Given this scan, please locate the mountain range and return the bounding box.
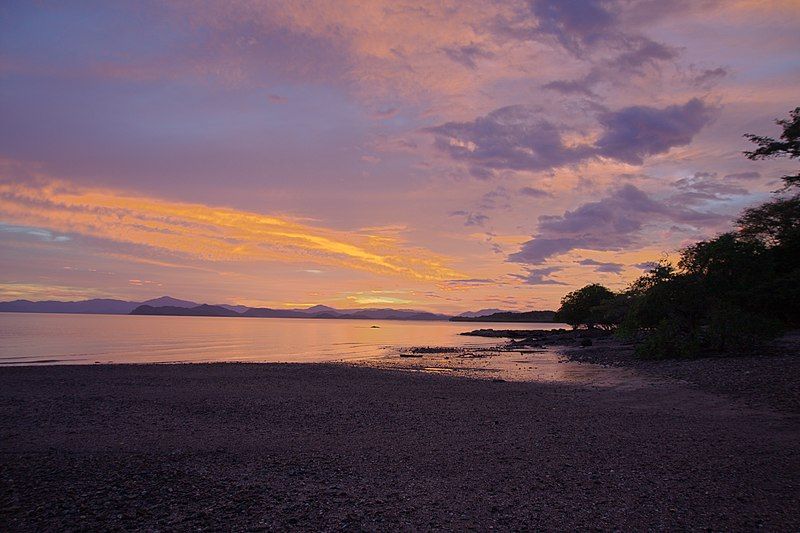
[455,308,504,318]
[132,303,451,321]
[0,296,554,322]
[0,296,246,315]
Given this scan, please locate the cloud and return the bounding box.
[0,177,461,281]
[594,98,716,165]
[468,166,495,180]
[512,0,691,74]
[633,261,658,270]
[372,107,399,120]
[724,171,760,181]
[426,105,592,172]
[508,184,724,264]
[442,43,494,69]
[519,186,553,198]
[347,294,412,305]
[609,37,679,73]
[577,258,624,274]
[528,0,617,56]
[439,278,495,290]
[542,78,597,97]
[478,187,511,210]
[450,210,489,227]
[670,171,749,204]
[0,223,71,243]
[691,66,728,88]
[428,99,715,173]
[542,37,677,98]
[267,94,288,103]
[511,266,567,285]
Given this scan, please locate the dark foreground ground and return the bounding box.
[1,364,799,531]
[560,338,800,415]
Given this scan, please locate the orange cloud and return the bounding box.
[0,178,461,281]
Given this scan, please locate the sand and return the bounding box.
[1,363,799,530]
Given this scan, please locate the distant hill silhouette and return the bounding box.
[1,295,524,322]
[0,298,140,314]
[242,308,314,318]
[456,308,505,318]
[0,295,245,315]
[130,304,241,317]
[141,296,198,308]
[341,309,449,321]
[450,310,556,323]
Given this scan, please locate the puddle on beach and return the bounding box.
[358,346,652,389]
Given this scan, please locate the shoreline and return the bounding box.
[454,328,800,414]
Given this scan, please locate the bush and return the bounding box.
[634,317,702,360]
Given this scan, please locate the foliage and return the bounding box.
[744,106,800,190]
[738,196,800,247]
[554,283,616,329]
[557,107,800,358]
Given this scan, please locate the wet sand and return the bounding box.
[358,345,653,388]
[2,363,799,531]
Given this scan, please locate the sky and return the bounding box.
[0,0,798,312]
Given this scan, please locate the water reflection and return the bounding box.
[0,313,566,366]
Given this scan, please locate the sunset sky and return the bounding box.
[1,0,798,312]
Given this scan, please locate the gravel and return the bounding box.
[560,335,800,414]
[1,363,799,531]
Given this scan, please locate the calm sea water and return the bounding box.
[0,313,566,365]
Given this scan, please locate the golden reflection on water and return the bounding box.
[0,313,565,366]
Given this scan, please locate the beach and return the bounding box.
[2,362,799,530]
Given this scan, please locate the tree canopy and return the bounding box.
[554,284,615,330]
[744,106,800,190]
[556,106,800,358]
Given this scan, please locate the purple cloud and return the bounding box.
[543,37,677,98]
[610,37,678,73]
[691,67,728,88]
[428,99,715,173]
[594,98,716,165]
[509,184,725,264]
[478,187,512,210]
[450,210,489,227]
[442,43,494,69]
[542,78,597,97]
[519,186,553,198]
[427,106,591,172]
[670,171,749,204]
[529,0,617,55]
[578,258,624,274]
[511,266,567,285]
[724,171,760,181]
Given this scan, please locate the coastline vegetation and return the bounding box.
[554,107,800,359]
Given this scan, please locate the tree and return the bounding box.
[744,106,800,190]
[560,106,800,358]
[737,196,800,248]
[621,236,782,359]
[736,196,800,326]
[554,284,615,329]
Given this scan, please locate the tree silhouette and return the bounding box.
[554,284,615,330]
[744,107,800,190]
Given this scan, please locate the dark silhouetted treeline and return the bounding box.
[555,107,800,358]
[450,310,556,322]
